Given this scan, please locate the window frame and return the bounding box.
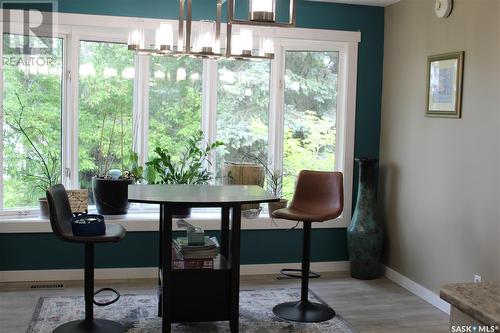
[269,39,356,227]
[0,25,70,214]
[0,10,359,230]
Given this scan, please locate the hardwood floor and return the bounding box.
[0,272,449,332]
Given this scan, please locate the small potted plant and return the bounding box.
[4,95,60,218]
[146,130,223,218]
[246,154,288,217]
[92,151,143,215]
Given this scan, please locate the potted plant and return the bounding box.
[146,130,223,218]
[4,95,60,218]
[246,154,288,217]
[92,151,143,215]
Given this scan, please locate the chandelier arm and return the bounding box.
[178,0,185,52]
[215,0,222,53]
[186,0,192,54]
[289,0,297,26]
[226,0,234,57]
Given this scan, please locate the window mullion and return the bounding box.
[202,59,218,178]
[269,42,285,174]
[133,54,150,166]
[66,32,80,189]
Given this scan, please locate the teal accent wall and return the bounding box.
[0,229,347,270]
[0,0,383,271]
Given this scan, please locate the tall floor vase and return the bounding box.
[347,158,383,280]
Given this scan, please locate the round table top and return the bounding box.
[128,184,279,206]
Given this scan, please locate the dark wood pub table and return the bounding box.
[128,184,278,333]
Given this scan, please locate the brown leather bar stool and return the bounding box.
[46,184,126,333]
[272,170,343,323]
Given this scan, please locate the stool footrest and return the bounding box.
[93,288,120,307]
[277,268,321,280]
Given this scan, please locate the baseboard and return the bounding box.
[383,265,450,315]
[0,261,350,283]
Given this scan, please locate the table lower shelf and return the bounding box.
[159,255,232,323]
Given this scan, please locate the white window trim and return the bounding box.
[0,9,360,231]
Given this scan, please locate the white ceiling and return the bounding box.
[305,0,401,7]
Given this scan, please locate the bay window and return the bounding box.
[0,13,358,228]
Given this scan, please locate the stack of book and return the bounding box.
[172,236,219,270]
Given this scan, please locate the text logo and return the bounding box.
[2,1,57,55]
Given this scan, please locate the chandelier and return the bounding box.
[127,0,297,60]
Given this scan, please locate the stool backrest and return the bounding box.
[46,184,74,241]
[289,170,344,221]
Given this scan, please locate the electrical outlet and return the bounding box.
[474,275,482,283]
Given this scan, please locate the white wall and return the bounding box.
[380,0,500,293]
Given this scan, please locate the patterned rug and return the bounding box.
[27,289,358,332]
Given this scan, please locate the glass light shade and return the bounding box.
[259,37,274,57]
[231,34,243,56]
[177,35,184,53]
[240,29,253,55]
[194,21,215,54]
[127,19,144,50]
[155,23,173,51]
[128,28,144,50]
[249,0,276,22]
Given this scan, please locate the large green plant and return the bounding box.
[146,131,223,184]
[4,94,60,193]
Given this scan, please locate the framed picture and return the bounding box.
[426,51,464,118]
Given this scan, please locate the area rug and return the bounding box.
[27,289,358,332]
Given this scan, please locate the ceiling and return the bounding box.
[305,0,401,7]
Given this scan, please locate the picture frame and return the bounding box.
[426,51,464,118]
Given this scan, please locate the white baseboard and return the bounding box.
[0,261,350,283]
[240,261,350,275]
[383,265,450,314]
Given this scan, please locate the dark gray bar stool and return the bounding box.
[46,184,126,333]
[272,170,344,323]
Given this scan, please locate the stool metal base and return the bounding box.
[273,300,336,323]
[53,319,124,333]
[277,268,321,280]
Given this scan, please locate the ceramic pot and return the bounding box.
[38,197,50,219]
[268,199,288,218]
[347,158,383,280]
[92,177,133,215]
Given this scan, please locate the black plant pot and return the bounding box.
[92,177,133,215]
[173,207,191,219]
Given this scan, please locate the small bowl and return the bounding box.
[242,208,262,219]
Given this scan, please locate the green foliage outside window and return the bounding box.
[216,60,270,179]
[148,57,202,160]
[282,51,339,198]
[1,34,339,209]
[2,34,63,208]
[78,41,134,193]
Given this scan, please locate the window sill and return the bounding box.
[0,211,347,233]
